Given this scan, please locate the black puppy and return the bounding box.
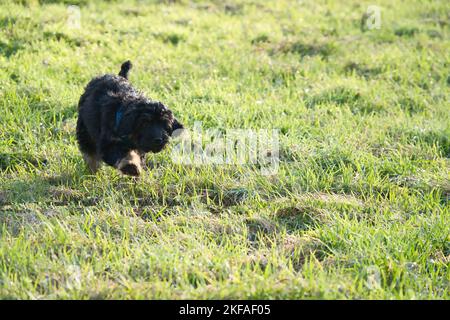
[76,61,183,176]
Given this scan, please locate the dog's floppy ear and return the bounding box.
[173,118,183,130]
[171,118,184,136]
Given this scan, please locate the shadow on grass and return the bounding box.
[0,168,97,208]
[0,40,24,58]
[0,152,48,172]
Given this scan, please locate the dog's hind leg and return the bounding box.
[82,153,101,173]
[77,116,100,173]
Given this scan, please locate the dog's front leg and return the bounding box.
[102,146,142,177]
[98,137,141,176]
[116,150,143,177]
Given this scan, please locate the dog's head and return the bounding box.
[121,101,183,153]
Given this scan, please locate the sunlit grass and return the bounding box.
[0,0,449,299]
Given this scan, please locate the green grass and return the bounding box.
[0,0,449,299]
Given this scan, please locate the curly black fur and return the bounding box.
[76,61,183,176]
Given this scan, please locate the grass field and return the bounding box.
[0,0,449,299]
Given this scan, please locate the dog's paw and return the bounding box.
[116,150,142,177]
[120,163,140,177]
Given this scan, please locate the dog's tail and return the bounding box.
[119,60,132,79]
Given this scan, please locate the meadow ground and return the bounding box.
[0,0,449,299]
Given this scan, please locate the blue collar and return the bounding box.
[115,106,125,130]
[114,106,135,148]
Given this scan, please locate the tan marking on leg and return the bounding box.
[116,150,142,176]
